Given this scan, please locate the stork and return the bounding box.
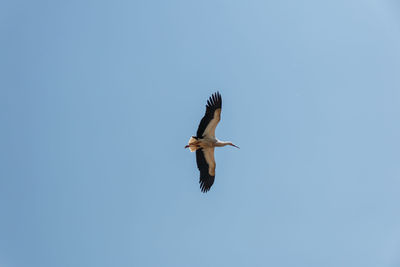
[185,92,239,193]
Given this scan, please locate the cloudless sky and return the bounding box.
[2,0,400,266]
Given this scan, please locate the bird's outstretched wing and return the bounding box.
[196,92,222,138]
[196,148,216,193]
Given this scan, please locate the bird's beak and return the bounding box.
[231,144,240,149]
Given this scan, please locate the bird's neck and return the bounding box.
[215,141,231,147]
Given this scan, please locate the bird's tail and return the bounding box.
[187,136,199,152]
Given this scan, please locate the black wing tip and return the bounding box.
[206,91,222,109]
[199,178,215,193]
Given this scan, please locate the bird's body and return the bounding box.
[187,136,235,150]
[185,92,239,193]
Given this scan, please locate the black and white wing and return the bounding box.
[196,92,222,139]
[196,148,216,193]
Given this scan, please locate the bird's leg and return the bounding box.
[185,140,200,149]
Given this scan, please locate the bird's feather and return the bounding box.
[187,136,199,152]
[196,148,216,193]
[196,92,222,138]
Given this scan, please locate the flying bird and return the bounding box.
[185,92,239,193]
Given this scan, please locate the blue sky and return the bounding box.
[2,0,400,266]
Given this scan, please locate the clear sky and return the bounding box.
[2,0,400,266]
